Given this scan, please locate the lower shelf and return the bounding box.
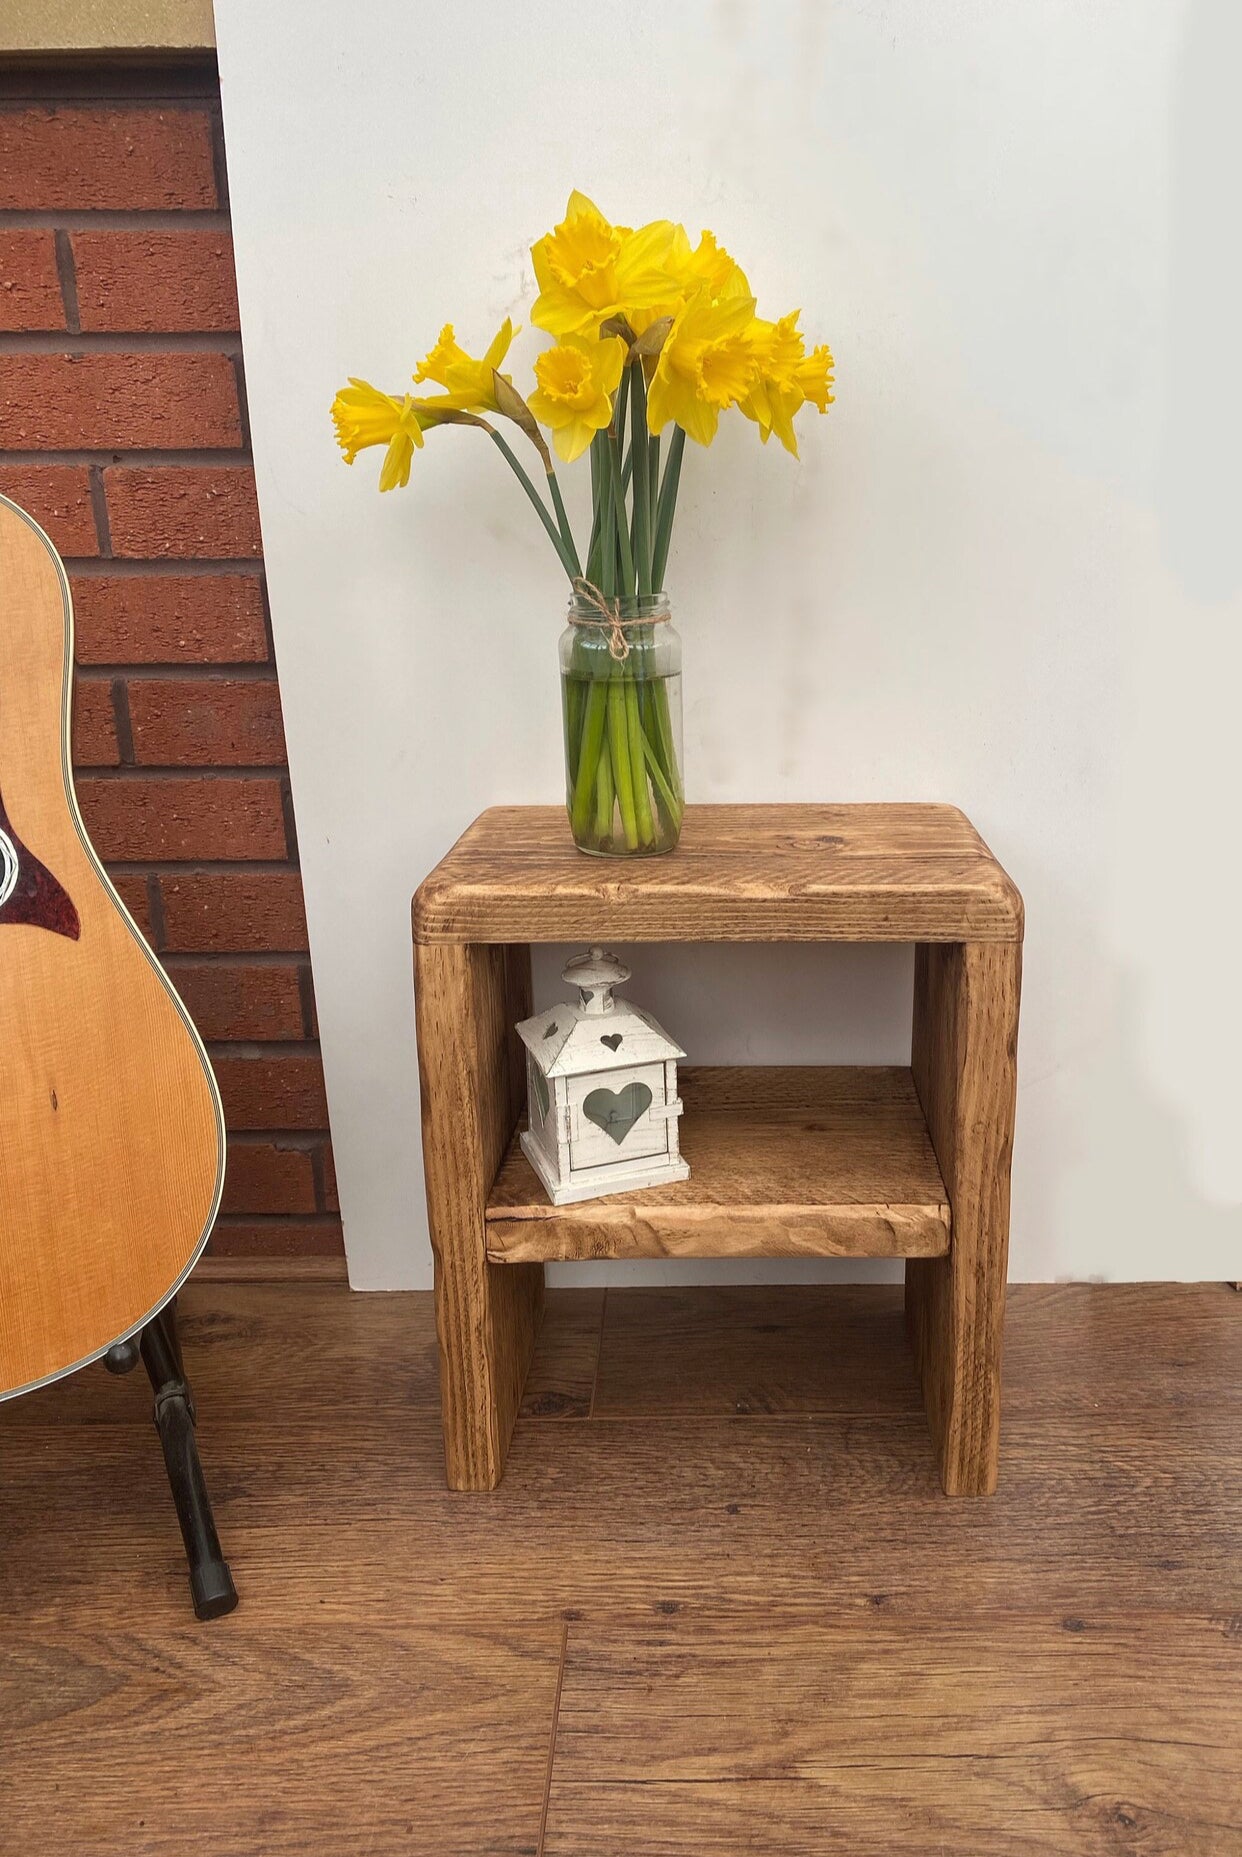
[485,1065,951,1263]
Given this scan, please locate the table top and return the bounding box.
[412,804,1023,945]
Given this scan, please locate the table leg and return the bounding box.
[907,940,1021,1494]
[414,939,543,1489]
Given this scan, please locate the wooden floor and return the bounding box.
[1,1279,1238,1855]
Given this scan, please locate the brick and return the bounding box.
[76,775,286,860]
[167,958,306,1039]
[70,573,268,664]
[221,1141,317,1215]
[109,871,153,939]
[127,675,285,765]
[0,465,98,556]
[104,466,260,558]
[72,230,239,334]
[0,107,218,212]
[71,678,119,766]
[207,1217,344,1259]
[0,229,64,331]
[212,1054,329,1130]
[159,870,308,951]
[0,353,240,450]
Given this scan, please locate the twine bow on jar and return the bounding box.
[570,577,667,661]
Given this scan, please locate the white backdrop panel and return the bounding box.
[215,0,1240,1287]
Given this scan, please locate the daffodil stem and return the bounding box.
[610,367,633,593]
[594,736,615,840]
[546,466,581,577]
[607,429,635,598]
[629,361,652,596]
[570,679,609,838]
[613,367,632,470]
[486,428,575,579]
[586,437,603,583]
[650,424,685,594]
[607,676,639,850]
[643,726,682,832]
[624,674,654,844]
[597,436,616,599]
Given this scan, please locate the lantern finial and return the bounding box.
[562,946,630,1017]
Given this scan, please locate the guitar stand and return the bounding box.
[105,1297,238,1620]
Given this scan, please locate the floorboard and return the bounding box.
[2,1619,561,1856]
[0,1280,1237,1855]
[544,1613,1240,1856]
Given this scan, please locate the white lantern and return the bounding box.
[516,947,689,1206]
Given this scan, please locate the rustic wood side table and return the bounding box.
[412,805,1023,1496]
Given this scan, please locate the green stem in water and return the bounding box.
[570,678,609,839]
[650,423,686,593]
[650,676,682,802]
[624,675,654,845]
[642,728,683,834]
[594,738,615,842]
[607,675,639,849]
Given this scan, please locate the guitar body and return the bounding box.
[0,495,224,1399]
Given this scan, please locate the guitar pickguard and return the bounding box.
[0,785,80,940]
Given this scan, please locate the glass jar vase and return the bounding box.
[560,592,683,857]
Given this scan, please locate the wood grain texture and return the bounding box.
[414,938,543,1489]
[907,941,1022,1495]
[519,1287,606,1418]
[7,1290,1237,1632]
[413,804,1024,945]
[487,1066,951,1262]
[0,1619,563,1857]
[592,1280,1242,1420]
[414,805,1022,1488]
[0,495,223,1399]
[7,1405,1238,1626]
[543,1614,1240,1857]
[591,1283,925,1417]
[0,1281,1238,1856]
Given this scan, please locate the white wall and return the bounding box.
[215,0,1240,1288]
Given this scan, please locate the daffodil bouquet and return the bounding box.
[332,191,834,856]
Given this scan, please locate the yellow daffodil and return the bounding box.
[414,318,518,413]
[331,379,470,491]
[532,191,676,338]
[645,288,759,446]
[740,310,835,455]
[527,335,626,462]
[628,228,753,394]
[628,226,751,341]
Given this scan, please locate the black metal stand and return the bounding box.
[104,1297,238,1620]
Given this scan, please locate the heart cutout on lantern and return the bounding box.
[600,1033,623,1051]
[582,1081,652,1146]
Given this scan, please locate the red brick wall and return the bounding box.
[0,64,342,1260]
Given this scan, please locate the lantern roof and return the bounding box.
[516,946,685,1077]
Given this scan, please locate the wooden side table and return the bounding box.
[413,804,1023,1497]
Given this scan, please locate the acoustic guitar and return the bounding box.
[0,494,224,1401]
